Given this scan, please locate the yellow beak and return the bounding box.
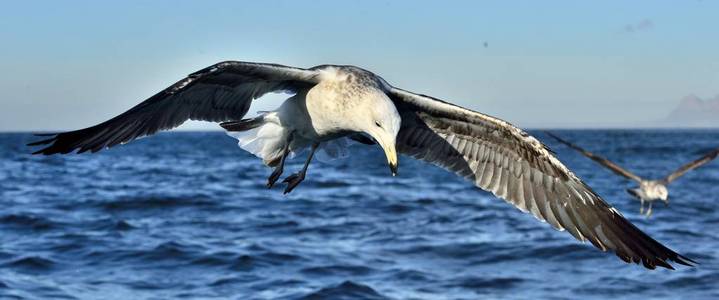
[377,140,398,176]
[386,146,398,176]
[373,131,399,176]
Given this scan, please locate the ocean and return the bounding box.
[1,130,718,299]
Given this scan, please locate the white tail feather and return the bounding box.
[227,121,288,165]
[226,112,352,165]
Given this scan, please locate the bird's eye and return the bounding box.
[375,121,382,128]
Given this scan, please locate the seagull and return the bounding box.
[29,61,694,269]
[546,132,719,217]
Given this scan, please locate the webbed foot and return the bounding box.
[283,172,306,194]
[267,166,283,188]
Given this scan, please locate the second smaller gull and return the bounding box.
[546,132,719,217]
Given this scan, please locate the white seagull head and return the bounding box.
[361,91,401,176]
[318,65,402,176]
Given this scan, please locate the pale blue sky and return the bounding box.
[1,1,717,130]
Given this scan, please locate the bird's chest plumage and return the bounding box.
[645,187,662,199]
[639,182,667,201]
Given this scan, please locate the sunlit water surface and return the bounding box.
[1,130,718,299]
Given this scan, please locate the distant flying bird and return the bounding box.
[29,61,693,269]
[546,132,719,217]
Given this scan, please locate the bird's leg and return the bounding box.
[267,132,294,188]
[646,202,653,218]
[283,142,319,194]
[639,199,644,215]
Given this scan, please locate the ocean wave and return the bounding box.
[298,281,388,300]
[2,256,56,272]
[388,242,506,259]
[660,228,711,238]
[188,251,237,267]
[97,195,217,212]
[300,264,375,276]
[229,255,263,271]
[662,273,719,289]
[445,276,525,291]
[0,213,60,231]
[389,269,434,282]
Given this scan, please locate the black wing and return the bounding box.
[386,86,694,269]
[29,61,320,154]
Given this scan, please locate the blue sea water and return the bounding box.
[1,130,718,299]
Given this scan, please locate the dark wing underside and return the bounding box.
[544,132,643,182]
[29,61,320,155]
[386,87,693,269]
[664,147,719,184]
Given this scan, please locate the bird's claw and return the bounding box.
[282,172,305,194]
[267,167,283,188]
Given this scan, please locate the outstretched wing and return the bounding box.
[664,147,719,184]
[386,87,693,269]
[544,132,643,183]
[29,61,320,155]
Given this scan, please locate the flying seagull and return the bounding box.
[29,61,694,269]
[546,132,719,217]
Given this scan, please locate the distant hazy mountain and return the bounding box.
[664,94,719,127]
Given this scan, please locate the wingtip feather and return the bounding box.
[26,137,56,147]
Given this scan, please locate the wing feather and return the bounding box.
[663,147,719,183]
[28,61,320,155]
[387,86,693,269]
[544,132,643,182]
